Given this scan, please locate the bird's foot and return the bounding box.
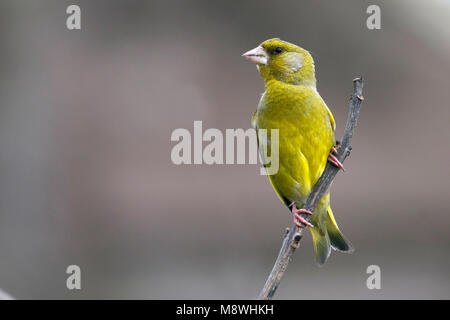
[291,203,314,228]
[328,147,345,171]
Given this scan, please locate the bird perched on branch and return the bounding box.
[243,38,353,265]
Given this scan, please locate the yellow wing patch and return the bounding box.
[325,105,336,131]
[251,109,257,128]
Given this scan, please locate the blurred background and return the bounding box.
[0,0,449,299]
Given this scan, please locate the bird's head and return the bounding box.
[242,38,316,86]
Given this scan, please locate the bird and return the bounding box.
[242,38,354,265]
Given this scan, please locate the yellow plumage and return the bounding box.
[244,39,353,265]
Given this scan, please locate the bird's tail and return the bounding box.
[310,226,331,266]
[310,206,354,266]
[326,206,354,253]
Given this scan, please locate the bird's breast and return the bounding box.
[255,83,334,203]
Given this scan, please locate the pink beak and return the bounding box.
[242,46,268,65]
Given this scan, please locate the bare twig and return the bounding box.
[258,77,364,300]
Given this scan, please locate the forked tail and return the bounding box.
[310,206,354,266]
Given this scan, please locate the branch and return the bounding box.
[258,77,364,300]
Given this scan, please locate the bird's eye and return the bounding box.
[273,47,283,54]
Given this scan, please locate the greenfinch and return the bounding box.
[243,39,353,265]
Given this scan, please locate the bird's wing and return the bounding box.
[325,104,336,131]
[251,109,257,129]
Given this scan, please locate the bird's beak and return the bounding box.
[242,46,268,65]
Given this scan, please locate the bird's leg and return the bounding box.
[290,203,314,228]
[328,147,345,171]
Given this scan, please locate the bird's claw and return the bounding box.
[328,147,345,171]
[331,146,338,155]
[291,204,314,228]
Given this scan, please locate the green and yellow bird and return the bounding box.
[243,38,353,265]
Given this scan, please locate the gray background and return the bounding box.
[0,0,449,299]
